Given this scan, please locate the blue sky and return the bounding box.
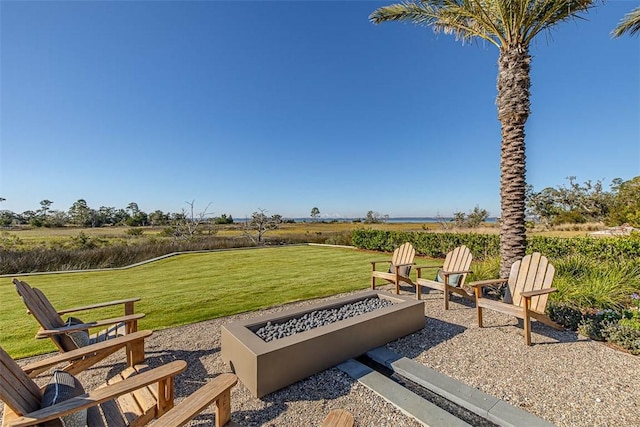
[1,1,638,219]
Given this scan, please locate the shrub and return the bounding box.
[602,321,640,355]
[125,228,144,237]
[351,229,640,262]
[351,229,500,260]
[577,309,622,341]
[547,302,583,331]
[552,210,587,225]
[324,232,352,246]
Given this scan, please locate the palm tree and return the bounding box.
[370,0,595,277]
[612,6,640,37]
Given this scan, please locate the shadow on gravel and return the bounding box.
[231,367,354,427]
[524,320,582,345]
[387,316,468,360]
[96,346,222,399]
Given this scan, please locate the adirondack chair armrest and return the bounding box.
[35,313,145,338]
[415,264,442,278]
[520,288,558,298]
[151,373,239,427]
[370,260,391,267]
[57,297,141,315]
[414,264,441,272]
[36,323,98,338]
[440,269,472,275]
[468,278,508,289]
[21,330,153,376]
[8,360,188,427]
[392,262,415,268]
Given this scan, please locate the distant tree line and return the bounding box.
[1,175,637,230]
[526,176,640,227]
[0,198,235,229]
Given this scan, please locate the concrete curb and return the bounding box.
[337,359,472,427]
[366,347,556,427]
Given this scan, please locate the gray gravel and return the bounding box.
[255,297,394,342]
[4,285,640,426]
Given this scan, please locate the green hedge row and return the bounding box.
[351,229,640,261]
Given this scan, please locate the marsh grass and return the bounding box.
[1,245,439,359]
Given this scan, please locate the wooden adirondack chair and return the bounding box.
[14,278,145,366]
[0,345,239,427]
[469,252,562,345]
[371,242,416,295]
[415,245,473,307]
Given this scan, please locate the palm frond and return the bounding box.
[520,0,595,45]
[369,0,596,49]
[369,0,505,48]
[612,6,640,37]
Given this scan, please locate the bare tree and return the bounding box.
[169,200,214,240]
[243,208,281,244]
[435,212,452,230]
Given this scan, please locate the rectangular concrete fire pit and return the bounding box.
[221,290,424,397]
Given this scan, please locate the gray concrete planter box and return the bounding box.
[221,290,425,398]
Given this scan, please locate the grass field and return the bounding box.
[1,245,441,359]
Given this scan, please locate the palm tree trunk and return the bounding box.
[497,46,530,278]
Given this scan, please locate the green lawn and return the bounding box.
[1,245,440,359]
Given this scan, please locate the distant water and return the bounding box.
[248,217,499,223]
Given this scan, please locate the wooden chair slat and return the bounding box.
[15,280,63,330]
[98,399,128,426]
[31,286,66,327]
[87,405,110,427]
[532,263,554,313]
[0,347,41,415]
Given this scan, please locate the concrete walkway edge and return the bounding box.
[337,359,472,427]
[366,346,556,427]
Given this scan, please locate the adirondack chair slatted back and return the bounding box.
[391,243,416,277]
[14,279,76,351]
[0,347,42,416]
[505,252,555,313]
[443,245,473,284]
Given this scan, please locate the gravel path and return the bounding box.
[4,285,640,426]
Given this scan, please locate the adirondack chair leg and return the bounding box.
[395,268,400,294]
[125,300,135,316]
[215,388,232,427]
[157,376,176,416]
[523,297,532,346]
[474,287,484,327]
[127,339,146,367]
[416,283,422,300]
[443,278,450,310]
[126,318,138,335]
